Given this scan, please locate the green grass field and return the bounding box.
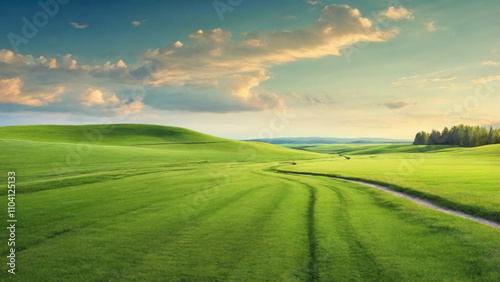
[1,124,500,281]
[278,143,500,222]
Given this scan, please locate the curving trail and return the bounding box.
[345,179,500,229]
[276,169,500,229]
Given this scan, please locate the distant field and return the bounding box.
[281,142,447,154]
[1,125,500,280]
[279,143,500,222]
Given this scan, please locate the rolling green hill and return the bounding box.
[0,124,225,145]
[0,124,323,195]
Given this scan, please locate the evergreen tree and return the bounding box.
[413,132,423,145]
[421,131,429,145]
[427,130,441,145]
[441,127,450,145]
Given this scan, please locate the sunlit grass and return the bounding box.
[1,125,499,280]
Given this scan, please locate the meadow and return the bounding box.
[1,124,499,281]
[279,143,500,222]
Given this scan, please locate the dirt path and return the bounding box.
[345,179,500,229]
[276,169,500,229]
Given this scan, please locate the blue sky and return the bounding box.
[0,0,499,139]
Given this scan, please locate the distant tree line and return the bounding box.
[413,124,500,147]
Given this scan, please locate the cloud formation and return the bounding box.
[69,22,89,29]
[0,77,63,106]
[392,73,457,88]
[0,4,401,116]
[379,6,414,21]
[384,100,414,109]
[306,0,321,5]
[79,88,143,115]
[79,88,119,106]
[136,4,398,111]
[287,92,335,106]
[424,21,436,32]
[483,60,500,66]
[0,48,142,116]
[470,75,500,84]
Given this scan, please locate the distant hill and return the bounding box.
[0,124,224,145]
[0,124,323,161]
[247,137,412,144]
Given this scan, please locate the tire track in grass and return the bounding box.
[275,169,500,229]
[326,185,385,280]
[17,182,269,279]
[270,170,387,280]
[267,167,394,280]
[305,183,318,282]
[205,184,296,280]
[15,172,262,258]
[16,165,206,194]
[254,170,319,281]
[130,177,303,281]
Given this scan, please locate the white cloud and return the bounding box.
[0,77,22,103]
[80,64,100,71]
[131,20,142,27]
[78,88,143,115]
[48,57,57,68]
[117,100,143,115]
[138,4,398,110]
[102,59,128,71]
[173,40,183,48]
[0,49,138,116]
[470,75,500,84]
[62,54,77,69]
[430,76,456,82]
[0,4,401,115]
[482,60,500,66]
[33,56,57,69]
[424,21,436,32]
[0,49,31,64]
[0,50,82,71]
[0,77,63,106]
[379,6,414,21]
[115,59,127,68]
[392,73,457,88]
[69,22,89,29]
[79,88,119,106]
[306,0,321,5]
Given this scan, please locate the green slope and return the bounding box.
[0,124,323,195]
[0,124,224,145]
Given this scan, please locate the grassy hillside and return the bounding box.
[0,124,225,145]
[1,124,500,280]
[0,125,322,195]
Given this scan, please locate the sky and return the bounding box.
[0,0,499,139]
